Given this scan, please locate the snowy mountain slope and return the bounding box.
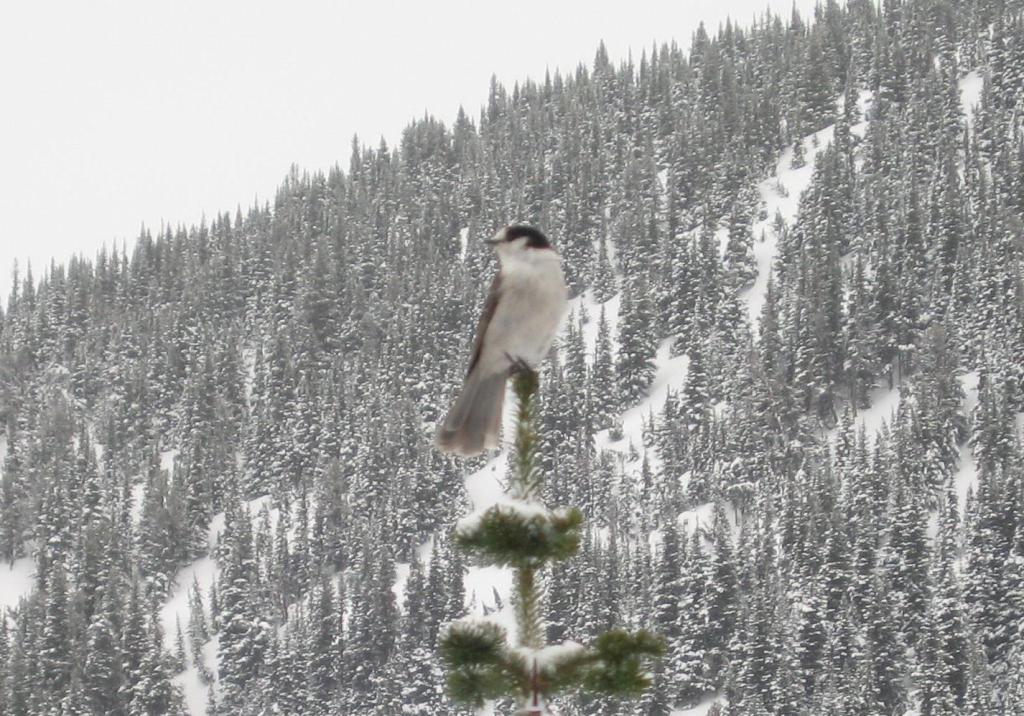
[820,72,984,449]
[745,88,876,325]
[159,69,994,716]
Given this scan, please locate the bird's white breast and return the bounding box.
[486,251,568,370]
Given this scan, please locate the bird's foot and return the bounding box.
[505,354,536,377]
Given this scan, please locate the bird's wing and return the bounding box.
[466,271,502,376]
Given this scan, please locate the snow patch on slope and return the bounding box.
[0,433,37,612]
[393,537,434,609]
[851,90,874,139]
[161,448,179,474]
[677,501,716,536]
[160,494,275,714]
[130,482,146,525]
[575,291,621,358]
[960,70,983,131]
[955,372,980,511]
[854,382,903,445]
[173,635,219,716]
[597,337,689,465]
[672,696,725,716]
[0,558,36,611]
[743,118,838,324]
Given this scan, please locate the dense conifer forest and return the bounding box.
[1,0,1024,713]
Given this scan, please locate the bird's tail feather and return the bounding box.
[436,369,506,456]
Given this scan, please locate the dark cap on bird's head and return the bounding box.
[485,224,552,249]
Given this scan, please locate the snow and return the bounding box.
[855,381,903,444]
[0,557,36,610]
[463,564,516,634]
[393,536,434,610]
[850,89,874,139]
[575,291,621,358]
[597,337,689,464]
[459,226,470,260]
[463,459,513,544]
[393,561,411,606]
[649,500,717,554]
[514,640,586,669]
[457,497,564,534]
[671,697,723,715]
[130,482,146,525]
[955,372,980,511]
[161,493,273,714]
[161,555,217,649]
[206,510,228,543]
[959,71,983,131]
[960,371,980,416]
[241,347,256,403]
[714,224,731,258]
[160,448,179,474]
[173,635,219,716]
[743,116,837,324]
[676,501,715,535]
[0,437,31,613]
[462,427,517,641]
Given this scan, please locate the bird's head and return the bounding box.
[485,224,556,266]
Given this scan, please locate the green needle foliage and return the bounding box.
[455,504,584,568]
[441,370,664,712]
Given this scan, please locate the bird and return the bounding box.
[436,224,569,456]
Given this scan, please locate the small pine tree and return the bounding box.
[791,138,807,169]
[440,370,663,713]
[591,305,618,429]
[616,275,658,406]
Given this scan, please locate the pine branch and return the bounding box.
[511,370,543,502]
[440,369,663,713]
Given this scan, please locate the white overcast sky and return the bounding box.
[0,0,818,301]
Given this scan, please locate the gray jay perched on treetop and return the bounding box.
[436,225,569,456]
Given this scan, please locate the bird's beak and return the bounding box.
[484,228,506,247]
